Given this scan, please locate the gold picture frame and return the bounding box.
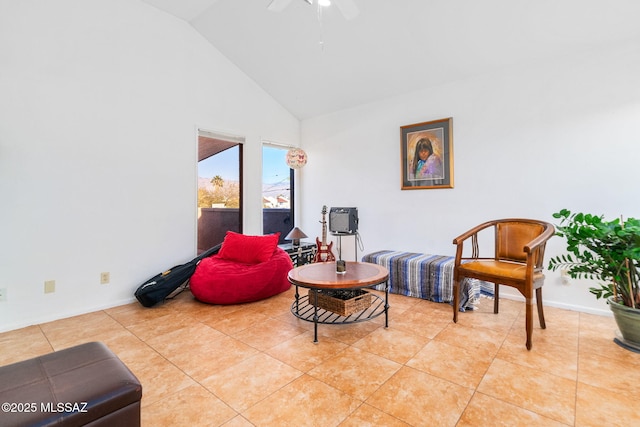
[400,117,453,190]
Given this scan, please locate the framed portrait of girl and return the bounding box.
[400,117,453,190]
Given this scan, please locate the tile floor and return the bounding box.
[1,287,640,426]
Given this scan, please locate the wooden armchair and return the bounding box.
[452,219,555,350]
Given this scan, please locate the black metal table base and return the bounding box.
[291,284,389,342]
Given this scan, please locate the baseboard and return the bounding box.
[0,297,138,333]
[491,293,612,317]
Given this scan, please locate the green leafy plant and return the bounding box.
[548,209,640,308]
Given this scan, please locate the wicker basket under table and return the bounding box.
[308,289,372,317]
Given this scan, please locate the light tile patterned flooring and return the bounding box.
[2,287,640,426]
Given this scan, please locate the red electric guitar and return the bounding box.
[314,205,336,262]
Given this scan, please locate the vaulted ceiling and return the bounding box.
[141,0,640,119]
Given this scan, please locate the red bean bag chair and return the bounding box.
[190,231,293,304]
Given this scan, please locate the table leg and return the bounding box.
[384,280,389,328]
[294,285,300,314]
[312,290,319,343]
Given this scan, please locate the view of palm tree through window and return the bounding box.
[197,143,293,246]
[197,146,241,208]
[197,145,291,209]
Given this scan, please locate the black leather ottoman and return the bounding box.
[0,341,142,427]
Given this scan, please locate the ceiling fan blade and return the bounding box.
[267,0,294,12]
[334,0,359,20]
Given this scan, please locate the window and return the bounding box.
[262,144,294,243]
[197,130,243,253]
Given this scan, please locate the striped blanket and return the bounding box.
[362,250,490,311]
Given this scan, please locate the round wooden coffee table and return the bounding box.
[288,261,389,342]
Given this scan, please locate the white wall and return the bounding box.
[300,40,640,316]
[2,2,637,332]
[0,0,299,332]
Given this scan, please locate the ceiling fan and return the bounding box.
[267,0,359,21]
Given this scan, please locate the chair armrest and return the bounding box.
[452,220,500,263]
[452,220,498,246]
[523,225,555,253]
[523,224,555,271]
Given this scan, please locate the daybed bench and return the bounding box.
[362,250,490,311]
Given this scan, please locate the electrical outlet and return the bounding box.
[44,280,56,294]
[0,287,7,302]
[100,272,110,284]
[560,269,570,285]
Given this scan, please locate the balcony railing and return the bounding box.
[197,208,293,253]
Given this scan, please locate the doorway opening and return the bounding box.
[197,130,243,253]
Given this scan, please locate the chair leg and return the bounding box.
[536,287,546,329]
[525,296,534,350]
[493,283,500,314]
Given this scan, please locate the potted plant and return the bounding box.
[548,209,640,351]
